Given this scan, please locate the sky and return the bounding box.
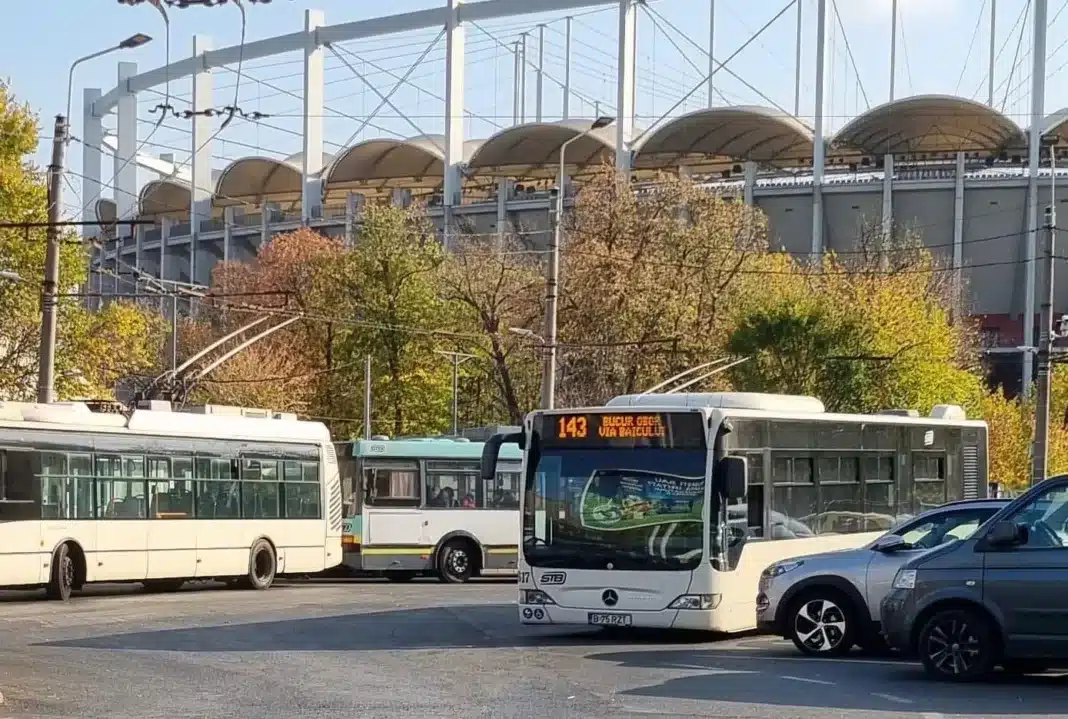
[4,0,1068,219]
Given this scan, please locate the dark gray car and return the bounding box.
[881,474,1068,681]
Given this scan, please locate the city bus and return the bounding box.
[0,400,343,600]
[481,392,988,633]
[338,431,523,583]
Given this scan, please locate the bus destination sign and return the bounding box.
[539,411,705,449]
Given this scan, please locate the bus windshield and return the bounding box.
[522,411,707,572]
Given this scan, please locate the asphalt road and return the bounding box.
[0,578,1065,718]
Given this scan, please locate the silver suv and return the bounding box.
[756,498,1008,656]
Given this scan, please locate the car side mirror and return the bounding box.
[986,520,1027,547]
[717,456,747,500]
[873,535,909,553]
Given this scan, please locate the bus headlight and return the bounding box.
[892,569,917,590]
[669,594,721,610]
[521,589,557,605]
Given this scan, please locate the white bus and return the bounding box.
[338,433,523,583]
[0,400,343,600]
[481,392,988,633]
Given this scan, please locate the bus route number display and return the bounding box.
[556,413,666,440]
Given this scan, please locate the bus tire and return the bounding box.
[242,539,277,590]
[45,543,75,602]
[787,588,857,657]
[143,579,185,593]
[437,539,478,584]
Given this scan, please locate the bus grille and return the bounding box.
[963,445,979,499]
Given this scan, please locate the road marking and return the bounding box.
[780,675,835,685]
[921,714,944,719]
[871,692,913,705]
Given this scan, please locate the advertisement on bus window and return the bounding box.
[579,469,704,531]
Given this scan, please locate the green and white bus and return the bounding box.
[338,432,523,583]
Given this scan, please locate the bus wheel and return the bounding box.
[243,539,277,590]
[386,571,416,582]
[438,539,478,584]
[787,590,857,657]
[45,543,75,601]
[143,579,185,593]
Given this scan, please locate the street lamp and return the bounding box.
[65,33,153,139]
[541,115,615,410]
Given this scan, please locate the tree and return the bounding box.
[438,235,542,424]
[725,228,985,416]
[0,81,166,401]
[319,204,452,438]
[186,227,344,414]
[555,167,768,405]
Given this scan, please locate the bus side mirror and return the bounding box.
[718,456,747,500]
[481,431,525,481]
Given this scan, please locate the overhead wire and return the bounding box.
[829,0,870,110]
[955,0,989,96]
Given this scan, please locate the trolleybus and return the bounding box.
[481,392,988,633]
[339,432,523,582]
[0,400,343,600]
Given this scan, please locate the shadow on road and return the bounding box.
[38,603,716,652]
[589,647,1068,715]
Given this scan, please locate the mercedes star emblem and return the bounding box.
[602,589,619,607]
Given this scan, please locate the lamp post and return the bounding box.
[39,34,153,405]
[65,33,153,142]
[542,115,614,410]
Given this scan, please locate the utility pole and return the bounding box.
[363,355,372,439]
[543,186,561,410]
[37,115,67,404]
[1033,203,1056,486]
[1032,136,1059,486]
[436,350,476,435]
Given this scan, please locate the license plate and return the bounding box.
[588,612,632,627]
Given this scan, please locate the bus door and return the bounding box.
[363,461,423,546]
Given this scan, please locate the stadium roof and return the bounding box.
[322,135,483,196]
[125,93,1059,217]
[831,94,1025,155]
[633,106,815,169]
[213,156,306,207]
[466,119,617,178]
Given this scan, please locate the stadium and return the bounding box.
[79,0,1068,394]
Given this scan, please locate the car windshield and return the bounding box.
[523,447,708,571]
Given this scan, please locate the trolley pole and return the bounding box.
[1033,204,1057,486]
[37,114,67,404]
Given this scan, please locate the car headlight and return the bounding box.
[892,569,917,590]
[520,589,556,605]
[762,560,804,578]
[669,594,721,610]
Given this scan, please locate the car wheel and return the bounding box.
[788,591,857,657]
[918,608,997,682]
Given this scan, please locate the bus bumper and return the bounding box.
[519,604,721,631]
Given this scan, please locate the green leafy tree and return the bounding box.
[0,82,165,400]
[320,204,451,437]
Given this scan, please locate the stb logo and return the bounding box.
[540,571,567,585]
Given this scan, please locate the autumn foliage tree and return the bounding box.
[554,168,768,405]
